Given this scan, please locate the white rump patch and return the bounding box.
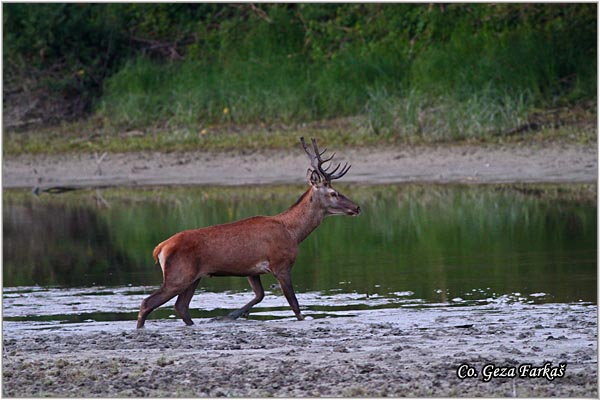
[158,250,166,275]
[253,261,271,274]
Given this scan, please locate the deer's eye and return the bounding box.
[330,192,338,198]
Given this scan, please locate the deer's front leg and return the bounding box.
[274,270,305,321]
[228,275,265,319]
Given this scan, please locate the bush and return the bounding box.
[3,3,596,137]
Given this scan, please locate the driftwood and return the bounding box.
[32,151,111,196]
[32,186,82,196]
[32,183,120,196]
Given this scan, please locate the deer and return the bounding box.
[136,137,361,328]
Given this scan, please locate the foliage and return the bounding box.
[3,3,597,139]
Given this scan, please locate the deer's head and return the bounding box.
[301,137,361,217]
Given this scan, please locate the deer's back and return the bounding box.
[155,216,297,277]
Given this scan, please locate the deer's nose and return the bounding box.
[356,206,361,214]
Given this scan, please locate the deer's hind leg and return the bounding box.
[174,278,200,326]
[137,252,198,329]
[137,285,180,329]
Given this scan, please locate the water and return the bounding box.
[3,184,596,327]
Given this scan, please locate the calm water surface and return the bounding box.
[3,184,596,325]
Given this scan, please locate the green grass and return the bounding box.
[3,4,596,154]
[97,49,404,131]
[2,119,381,155]
[365,88,532,139]
[3,116,595,156]
[89,10,595,142]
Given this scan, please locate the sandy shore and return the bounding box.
[3,142,597,189]
[2,303,597,397]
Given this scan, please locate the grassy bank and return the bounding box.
[3,111,596,156]
[3,4,596,151]
[95,4,596,139]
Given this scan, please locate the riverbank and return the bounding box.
[3,139,597,397]
[3,141,597,189]
[2,303,597,397]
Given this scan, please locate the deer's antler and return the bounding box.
[300,137,351,182]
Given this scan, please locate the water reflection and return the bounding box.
[3,285,585,325]
[3,202,134,286]
[3,184,597,314]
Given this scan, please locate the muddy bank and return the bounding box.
[3,142,597,189]
[3,304,597,397]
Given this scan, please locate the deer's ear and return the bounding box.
[306,168,323,187]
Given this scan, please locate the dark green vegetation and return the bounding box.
[4,184,596,308]
[3,3,596,151]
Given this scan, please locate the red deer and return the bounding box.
[136,137,361,328]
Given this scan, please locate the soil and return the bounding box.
[3,141,597,190]
[2,304,597,397]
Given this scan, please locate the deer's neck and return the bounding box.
[277,187,325,244]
